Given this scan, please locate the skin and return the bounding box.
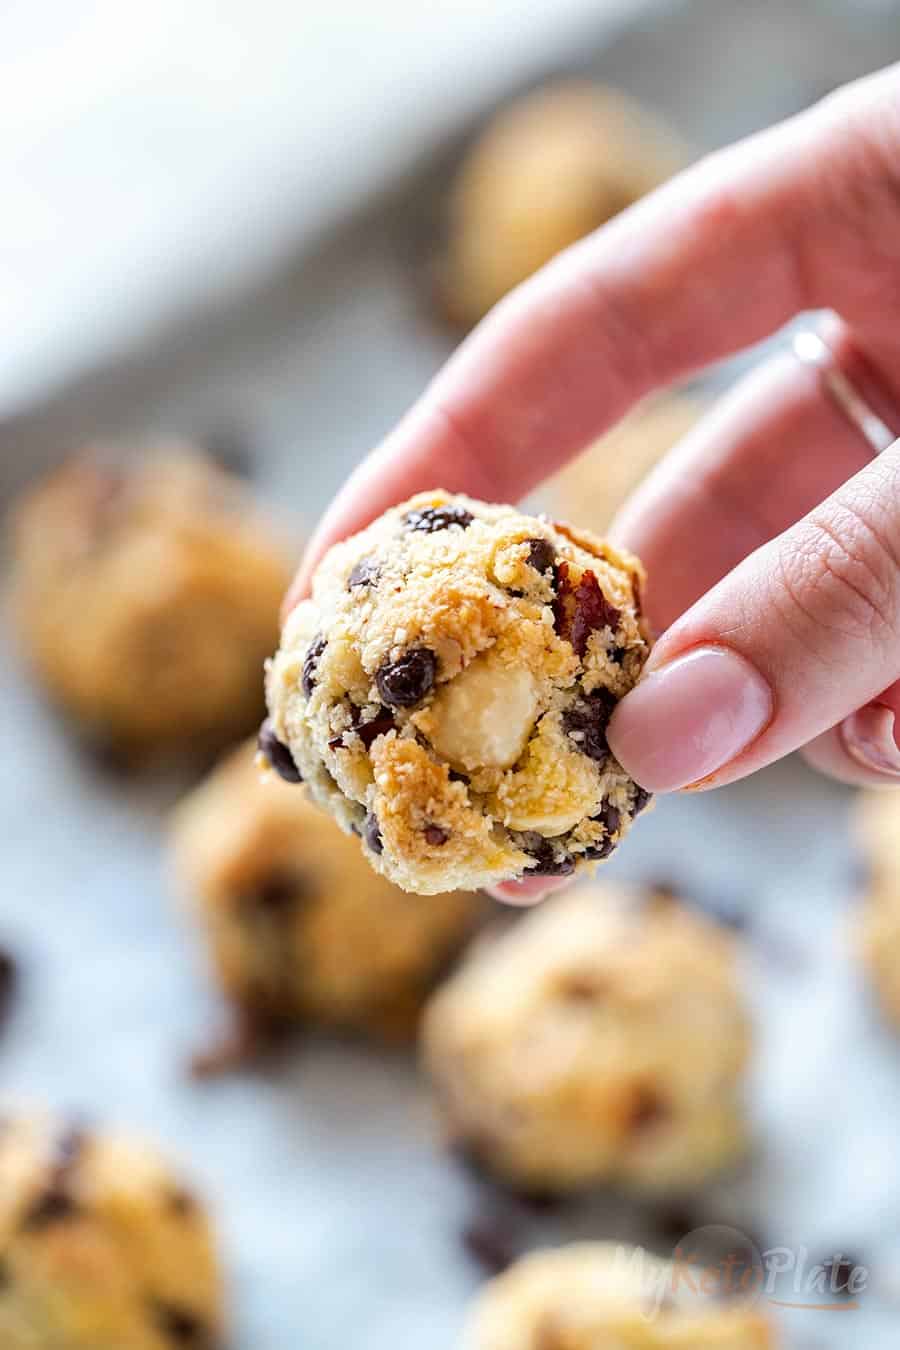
[287,64,900,901]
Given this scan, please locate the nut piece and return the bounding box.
[424,654,539,772]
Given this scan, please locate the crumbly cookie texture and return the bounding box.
[439,82,685,327]
[170,741,484,1040]
[264,490,653,895]
[463,1243,775,1350]
[549,394,705,533]
[0,1113,224,1350]
[856,791,900,1024]
[422,885,750,1193]
[11,447,293,755]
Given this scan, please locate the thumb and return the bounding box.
[607,444,900,792]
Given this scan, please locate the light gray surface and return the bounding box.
[3,1,900,1346]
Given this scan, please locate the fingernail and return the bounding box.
[607,645,773,793]
[841,704,900,778]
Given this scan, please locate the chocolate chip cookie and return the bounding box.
[0,1113,224,1349]
[11,447,293,755]
[438,82,685,327]
[422,885,751,1193]
[170,741,484,1040]
[463,1243,775,1349]
[264,490,653,894]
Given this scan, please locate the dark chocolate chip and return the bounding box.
[347,556,381,589]
[610,645,628,665]
[364,813,383,855]
[595,803,620,834]
[562,689,617,763]
[147,1298,212,1345]
[525,537,556,576]
[583,837,617,862]
[257,719,302,784]
[461,1215,519,1276]
[553,563,621,658]
[628,1085,669,1134]
[331,704,394,752]
[424,823,449,846]
[301,635,327,699]
[558,972,606,1002]
[632,785,653,814]
[403,505,473,534]
[244,870,310,914]
[20,1187,79,1232]
[375,648,437,707]
[522,837,575,877]
[448,768,470,784]
[166,1187,197,1218]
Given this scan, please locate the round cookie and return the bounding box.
[462,1243,775,1350]
[422,885,750,1193]
[0,1113,224,1349]
[548,394,705,533]
[11,447,293,755]
[171,741,484,1040]
[264,490,653,895]
[856,790,900,1023]
[439,82,685,327]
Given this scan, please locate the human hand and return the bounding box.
[288,65,900,895]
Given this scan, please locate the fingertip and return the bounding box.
[485,876,571,906]
[802,707,900,789]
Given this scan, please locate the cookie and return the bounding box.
[438,82,685,326]
[0,1113,224,1349]
[171,741,484,1040]
[856,790,900,1023]
[11,447,292,755]
[422,885,750,1193]
[264,490,653,895]
[548,394,705,533]
[462,1242,775,1349]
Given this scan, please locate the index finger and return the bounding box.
[287,64,900,610]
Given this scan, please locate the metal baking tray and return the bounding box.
[3,2,900,1346]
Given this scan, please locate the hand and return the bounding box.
[289,65,900,894]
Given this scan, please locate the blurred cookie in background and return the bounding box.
[547,393,706,534]
[0,1111,224,1350]
[856,791,900,1024]
[170,741,485,1047]
[422,884,751,1195]
[9,447,293,760]
[461,1242,775,1349]
[437,82,686,328]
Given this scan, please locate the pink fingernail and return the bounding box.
[607,645,773,793]
[841,704,900,778]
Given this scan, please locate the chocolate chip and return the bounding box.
[243,870,309,914]
[424,823,449,846]
[461,1215,519,1275]
[521,836,575,877]
[583,837,617,862]
[0,950,18,1031]
[375,648,437,707]
[448,768,470,784]
[403,504,473,534]
[562,689,617,763]
[166,1187,197,1218]
[364,813,383,854]
[610,645,628,665]
[558,971,606,1001]
[628,1085,669,1134]
[347,556,381,589]
[20,1187,79,1232]
[301,635,327,699]
[632,785,653,814]
[147,1298,212,1345]
[354,707,395,750]
[525,537,556,575]
[553,563,621,658]
[257,719,302,784]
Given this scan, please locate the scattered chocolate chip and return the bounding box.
[628,1085,669,1134]
[632,786,653,814]
[347,556,381,589]
[522,836,575,877]
[448,768,470,784]
[525,537,556,575]
[558,971,606,1002]
[553,563,621,658]
[242,870,310,914]
[20,1187,79,1232]
[375,648,437,707]
[257,719,302,784]
[147,1298,212,1345]
[610,645,628,665]
[424,823,449,846]
[595,802,620,835]
[301,635,327,699]
[562,689,617,763]
[461,1215,519,1275]
[364,813,383,855]
[403,505,473,534]
[356,707,395,750]
[0,950,18,1032]
[166,1187,197,1218]
[583,837,617,862]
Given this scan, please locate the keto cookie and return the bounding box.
[422,885,750,1193]
[439,82,685,327]
[856,790,900,1023]
[264,490,653,895]
[11,447,292,756]
[462,1242,775,1350]
[0,1113,224,1349]
[171,741,484,1040]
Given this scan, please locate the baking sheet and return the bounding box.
[3,1,900,1346]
